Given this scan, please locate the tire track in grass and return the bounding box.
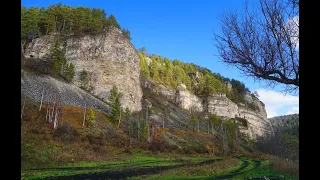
[210,157,262,180]
[37,159,221,180]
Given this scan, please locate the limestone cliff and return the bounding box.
[22,27,272,139]
[24,28,142,111]
[141,78,273,139]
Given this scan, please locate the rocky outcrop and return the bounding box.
[175,84,203,112]
[24,28,142,111]
[141,78,272,138]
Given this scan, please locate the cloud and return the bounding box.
[286,106,299,115]
[255,89,299,118]
[286,16,299,49]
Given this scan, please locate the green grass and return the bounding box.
[128,157,299,180]
[22,153,218,180]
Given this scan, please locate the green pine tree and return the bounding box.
[86,108,95,127]
[108,85,122,123]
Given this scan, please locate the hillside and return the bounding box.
[21,4,298,180]
[269,114,299,131]
[256,114,299,161]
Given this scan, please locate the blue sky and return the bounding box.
[22,0,299,118]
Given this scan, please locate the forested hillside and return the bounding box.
[257,114,299,161]
[139,50,260,111]
[21,4,131,44]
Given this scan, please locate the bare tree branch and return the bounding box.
[214,0,299,92]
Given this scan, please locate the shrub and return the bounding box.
[53,123,79,143]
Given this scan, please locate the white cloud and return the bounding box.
[285,106,299,115]
[286,16,299,49]
[255,89,299,118]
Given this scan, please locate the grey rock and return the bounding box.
[24,28,142,112]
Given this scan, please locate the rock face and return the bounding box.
[23,28,271,138]
[24,28,142,112]
[141,78,272,139]
[175,84,203,112]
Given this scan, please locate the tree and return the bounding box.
[139,47,147,55]
[51,40,75,82]
[21,7,40,42]
[138,53,150,77]
[108,85,122,126]
[52,40,66,72]
[189,113,199,132]
[80,69,89,89]
[131,117,147,141]
[214,0,299,93]
[121,28,131,40]
[106,14,120,29]
[208,114,219,134]
[150,58,160,81]
[64,63,75,82]
[86,108,95,127]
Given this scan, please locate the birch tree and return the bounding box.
[83,102,86,127]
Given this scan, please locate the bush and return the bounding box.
[53,123,79,143]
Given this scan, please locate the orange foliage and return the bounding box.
[176,130,185,136]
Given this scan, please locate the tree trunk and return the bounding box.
[21,95,26,120]
[83,103,86,127]
[39,85,45,111]
[53,104,59,129]
[46,104,49,122]
[50,98,56,123]
[46,97,50,122]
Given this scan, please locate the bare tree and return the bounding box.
[46,97,49,122]
[53,96,60,129]
[83,102,87,127]
[214,0,299,93]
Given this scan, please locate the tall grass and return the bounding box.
[268,155,299,177]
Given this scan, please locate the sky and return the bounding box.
[21,0,299,118]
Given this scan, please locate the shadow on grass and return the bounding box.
[38,159,221,180]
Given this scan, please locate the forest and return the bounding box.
[21,4,131,44]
